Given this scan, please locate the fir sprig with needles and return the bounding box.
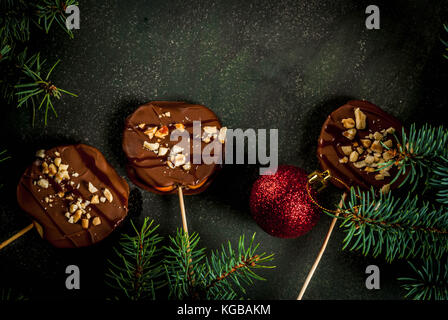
[0,149,10,189]
[335,187,448,263]
[106,219,165,301]
[399,258,448,300]
[106,218,275,300]
[442,23,448,59]
[0,0,78,126]
[327,124,448,300]
[164,230,275,300]
[0,288,25,301]
[14,53,77,125]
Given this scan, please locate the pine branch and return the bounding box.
[1,0,78,125]
[164,230,207,300]
[0,149,10,163]
[379,124,448,192]
[0,0,77,45]
[0,0,32,46]
[332,187,448,263]
[398,258,448,300]
[0,45,12,62]
[442,23,448,59]
[0,149,10,189]
[14,52,78,126]
[34,0,78,39]
[205,233,275,300]
[164,230,275,300]
[105,218,165,301]
[0,288,26,301]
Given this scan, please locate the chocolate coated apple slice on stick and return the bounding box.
[122,101,227,234]
[298,100,406,299]
[1,144,129,249]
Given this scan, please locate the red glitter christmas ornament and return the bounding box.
[249,165,319,238]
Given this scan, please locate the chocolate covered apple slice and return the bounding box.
[317,100,405,192]
[16,144,129,248]
[122,101,226,195]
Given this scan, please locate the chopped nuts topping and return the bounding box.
[59,164,69,171]
[381,184,391,194]
[144,127,157,139]
[360,139,372,148]
[36,149,46,158]
[339,157,348,164]
[356,147,364,155]
[143,141,160,152]
[42,162,49,174]
[158,146,169,156]
[171,153,186,167]
[92,217,101,226]
[354,108,367,130]
[341,146,352,156]
[175,123,185,131]
[155,126,169,138]
[138,123,146,129]
[88,182,98,194]
[166,160,175,169]
[218,127,227,144]
[365,155,375,164]
[337,107,402,188]
[373,131,383,141]
[54,157,61,167]
[349,151,359,162]
[37,178,49,189]
[386,127,395,134]
[91,195,100,204]
[341,118,355,129]
[342,128,357,140]
[182,162,191,170]
[69,203,78,213]
[203,126,218,134]
[371,141,383,154]
[353,160,367,168]
[81,219,89,229]
[383,139,393,148]
[103,188,113,203]
[383,150,395,161]
[171,145,184,155]
[73,210,82,223]
[48,163,57,176]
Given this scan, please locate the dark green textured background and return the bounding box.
[1,0,447,300]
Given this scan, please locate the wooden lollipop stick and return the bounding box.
[297,192,347,300]
[0,223,34,251]
[178,187,189,235]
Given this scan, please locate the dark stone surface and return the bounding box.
[0,0,447,300]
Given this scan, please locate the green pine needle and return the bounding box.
[399,258,448,300]
[108,222,275,301]
[1,1,78,126]
[331,187,448,263]
[442,23,448,59]
[34,0,79,39]
[164,230,275,300]
[14,53,77,126]
[390,124,448,202]
[106,218,165,301]
[0,288,26,301]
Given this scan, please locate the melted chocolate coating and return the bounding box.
[317,100,404,190]
[122,101,223,195]
[16,144,130,248]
